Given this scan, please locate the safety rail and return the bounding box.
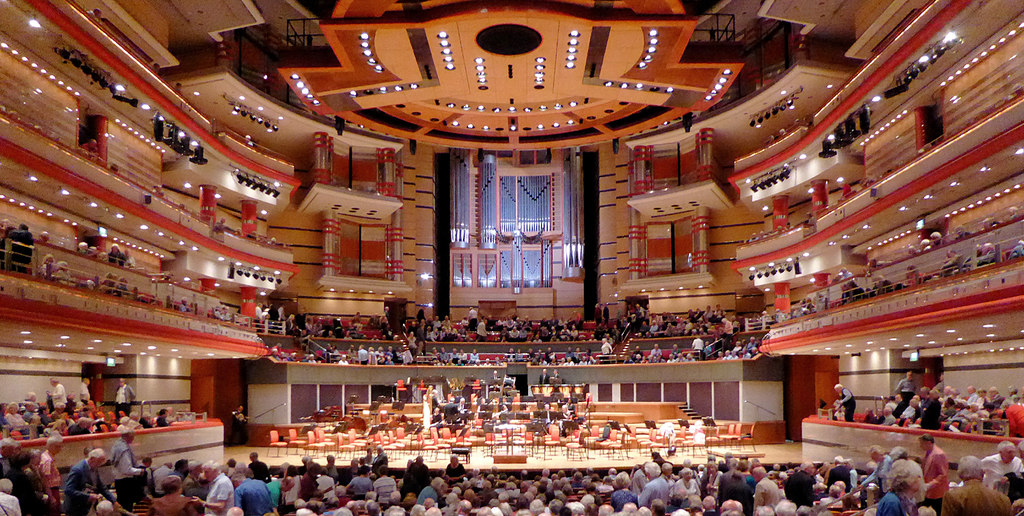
[285,18,327,47]
[0,242,260,342]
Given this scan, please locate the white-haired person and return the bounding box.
[875,459,923,516]
[981,440,1022,489]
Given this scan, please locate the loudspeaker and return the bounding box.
[143,194,152,205]
[333,116,345,135]
[612,138,620,154]
[682,113,694,133]
[409,139,417,155]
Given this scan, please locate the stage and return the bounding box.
[224,442,805,472]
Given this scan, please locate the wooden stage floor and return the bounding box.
[225,443,805,472]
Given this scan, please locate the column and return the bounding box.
[239,286,257,318]
[379,148,404,282]
[628,146,652,279]
[691,206,710,274]
[562,148,584,281]
[240,200,258,236]
[199,185,217,223]
[312,132,333,184]
[87,114,108,165]
[913,106,931,150]
[772,195,789,230]
[322,215,339,277]
[695,128,715,182]
[199,278,217,293]
[774,282,791,314]
[812,273,830,285]
[811,180,829,215]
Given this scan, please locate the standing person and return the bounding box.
[63,449,116,516]
[230,406,248,446]
[834,384,856,422]
[468,307,479,332]
[783,463,815,509]
[7,224,33,274]
[114,379,136,419]
[38,435,62,516]
[941,456,1011,516]
[46,379,66,412]
[247,453,269,483]
[79,378,91,404]
[201,464,234,515]
[919,434,949,514]
[110,428,144,511]
[894,372,916,420]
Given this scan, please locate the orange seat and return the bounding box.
[268,430,289,457]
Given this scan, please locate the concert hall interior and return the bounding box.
[2,0,1024,515]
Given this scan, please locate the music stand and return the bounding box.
[644,420,658,430]
[392,401,406,411]
[609,421,622,430]
[703,417,717,427]
[369,401,382,411]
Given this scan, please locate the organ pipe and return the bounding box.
[562,148,584,281]
[450,148,471,248]
[478,153,498,249]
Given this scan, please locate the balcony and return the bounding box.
[318,273,412,296]
[298,183,403,220]
[627,179,734,216]
[763,225,1024,352]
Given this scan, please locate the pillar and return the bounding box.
[772,195,789,230]
[322,216,339,277]
[240,200,258,236]
[812,272,830,286]
[378,148,404,281]
[913,106,930,150]
[811,180,829,215]
[199,185,217,223]
[691,206,710,274]
[199,278,217,293]
[695,128,715,182]
[562,148,585,281]
[774,282,791,314]
[312,132,333,184]
[87,115,108,165]
[239,286,257,318]
[628,146,653,279]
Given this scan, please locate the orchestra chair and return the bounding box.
[268,430,289,457]
[484,432,497,455]
[417,433,439,462]
[338,433,357,460]
[396,379,407,401]
[287,428,307,454]
[543,424,562,460]
[306,430,329,457]
[429,427,452,458]
[440,426,457,445]
[737,423,755,452]
[565,428,586,461]
[690,430,707,456]
[348,428,368,452]
[719,423,741,450]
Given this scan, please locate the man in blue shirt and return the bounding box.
[64,449,116,516]
[232,468,274,516]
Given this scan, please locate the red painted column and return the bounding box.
[695,128,715,181]
[772,195,789,230]
[87,114,108,165]
[811,180,829,215]
[199,185,217,223]
[240,200,258,236]
[914,106,930,150]
[312,132,332,184]
[813,273,830,286]
[239,286,257,318]
[199,278,217,293]
[774,282,791,313]
[841,183,853,199]
[322,216,339,277]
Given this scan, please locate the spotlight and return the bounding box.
[884,82,909,98]
[189,146,208,165]
[750,119,756,127]
[819,139,837,158]
[152,116,164,140]
[858,106,871,133]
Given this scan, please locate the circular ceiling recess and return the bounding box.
[476,24,543,55]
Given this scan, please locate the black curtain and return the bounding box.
[434,151,452,319]
[582,151,600,320]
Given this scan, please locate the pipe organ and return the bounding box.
[450,148,472,248]
[562,148,584,281]
[478,153,498,249]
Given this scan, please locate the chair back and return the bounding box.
[289,428,299,440]
[270,430,280,442]
[441,427,453,439]
[307,430,316,443]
